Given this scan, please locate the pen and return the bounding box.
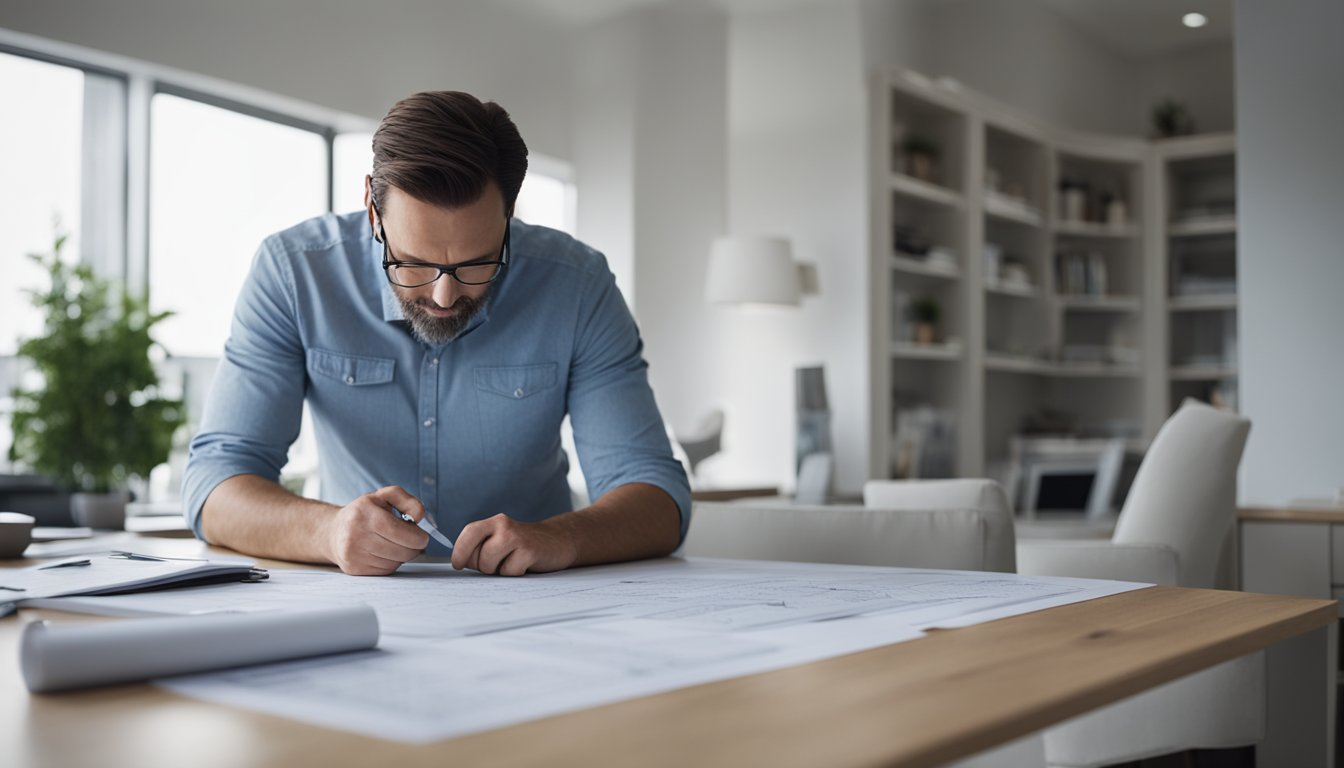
[391,507,455,551]
[38,559,92,570]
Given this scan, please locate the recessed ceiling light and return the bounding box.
[1183,12,1208,28]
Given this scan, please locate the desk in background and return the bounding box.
[689,486,779,503]
[1,533,1336,768]
[1241,501,1344,767]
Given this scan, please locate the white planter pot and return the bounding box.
[70,491,129,530]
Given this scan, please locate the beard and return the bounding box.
[396,292,487,346]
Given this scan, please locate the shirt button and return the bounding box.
[514,388,524,398]
[423,476,435,486]
[345,375,355,385]
[423,418,434,428]
[429,358,439,367]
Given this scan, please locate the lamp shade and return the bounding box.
[704,236,800,307]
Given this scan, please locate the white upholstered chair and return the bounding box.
[1017,399,1257,767]
[681,479,1039,765]
[682,478,1016,572]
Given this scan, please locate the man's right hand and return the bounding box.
[322,486,431,576]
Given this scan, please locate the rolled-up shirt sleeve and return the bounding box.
[182,238,305,541]
[566,264,692,542]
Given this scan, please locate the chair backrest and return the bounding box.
[863,479,1016,572]
[682,479,1016,573]
[1112,400,1251,588]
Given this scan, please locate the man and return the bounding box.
[183,91,689,577]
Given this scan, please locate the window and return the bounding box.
[0,52,85,356]
[333,132,373,214]
[148,93,329,358]
[516,167,577,235]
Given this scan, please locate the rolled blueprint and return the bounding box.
[21,604,379,693]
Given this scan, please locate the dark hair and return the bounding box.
[370,91,528,217]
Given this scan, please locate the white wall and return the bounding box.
[910,0,1143,135]
[571,13,641,301]
[569,8,729,451]
[724,1,870,493]
[628,9,730,444]
[0,0,576,160]
[1235,0,1344,503]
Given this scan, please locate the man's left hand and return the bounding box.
[452,513,579,576]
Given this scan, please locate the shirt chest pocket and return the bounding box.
[307,349,396,388]
[474,363,562,464]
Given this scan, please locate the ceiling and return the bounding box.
[502,0,1234,60]
[1037,0,1233,59]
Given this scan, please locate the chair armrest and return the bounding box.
[1016,540,1180,585]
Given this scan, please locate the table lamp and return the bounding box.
[705,236,801,307]
[704,235,829,502]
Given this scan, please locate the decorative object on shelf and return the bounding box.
[1056,249,1108,296]
[1058,178,1087,222]
[8,229,186,530]
[1101,190,1129,227]
[983,242,1003,285]
[893,225,931,257]
[910,298,941,345]
[925,247,958,273]
[901,134,939,183]
[891,406,956,479]
[794,367,833,504]
[1000,258,1032,290]
[1151,99,1196,138]
[1209,380,1239,412]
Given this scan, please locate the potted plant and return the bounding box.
[1151,99,1196,138]
[8,230,185,529]
[901,135,939,183]
[910,298,941,345]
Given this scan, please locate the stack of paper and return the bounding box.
[1,552,265,601]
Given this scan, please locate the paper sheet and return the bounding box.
[160,617,928,744]
[142,558,1147,743]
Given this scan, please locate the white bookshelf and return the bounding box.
[1151,134,1238,419]
[869,69,1236,483]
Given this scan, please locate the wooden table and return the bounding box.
[1,537,1335,768]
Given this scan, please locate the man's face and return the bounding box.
[367,181,507,345]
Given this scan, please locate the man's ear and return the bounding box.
[364,175,380,241]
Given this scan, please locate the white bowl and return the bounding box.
[0,512,36,559]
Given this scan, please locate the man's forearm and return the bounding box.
[200,474,339,564]
[547,482,683,568]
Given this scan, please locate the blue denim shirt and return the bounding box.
[183,211,690,553]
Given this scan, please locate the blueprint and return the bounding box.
[120,557,1151,742]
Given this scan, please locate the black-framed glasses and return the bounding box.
[372,199,510,288]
